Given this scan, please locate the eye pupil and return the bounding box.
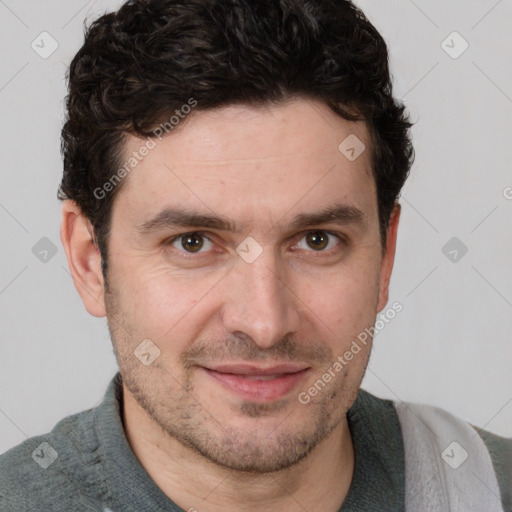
[182,234,204,252]
[306,231,328,251]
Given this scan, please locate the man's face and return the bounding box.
[103,98,395,473]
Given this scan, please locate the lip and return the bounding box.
[200,363,310,402]
[203,363,309,375]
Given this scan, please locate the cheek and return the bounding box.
[301,260,380,334]
[110,237,381,343]
[116,263,223,339]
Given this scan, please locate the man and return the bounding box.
[0,0,510,510]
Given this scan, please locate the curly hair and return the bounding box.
[58,0,414,277]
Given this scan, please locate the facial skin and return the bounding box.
[61,97,400,511]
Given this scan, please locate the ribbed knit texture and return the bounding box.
[1,372,508,511]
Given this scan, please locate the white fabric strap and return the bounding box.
[394,401,504,512]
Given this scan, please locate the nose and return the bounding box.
[220,248,302,350]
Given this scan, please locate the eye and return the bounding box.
[169,232,214,254]
[295,230,343,253]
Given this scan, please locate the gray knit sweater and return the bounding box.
[0,373,510,511]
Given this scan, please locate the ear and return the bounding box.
[60,200,106,317]
[376,203,401,313]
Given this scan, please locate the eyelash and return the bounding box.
[165,230,346,259]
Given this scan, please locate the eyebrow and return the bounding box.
[136,203,366,235]
[288,204,365,231]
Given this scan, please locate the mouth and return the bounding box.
[200,363,311,402]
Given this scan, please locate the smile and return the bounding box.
[200,364,311,402]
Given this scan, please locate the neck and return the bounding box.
[123,386,354,512]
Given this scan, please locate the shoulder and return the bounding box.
[394,398,511,512]
[475,427,512,511]
[0,407,107,511]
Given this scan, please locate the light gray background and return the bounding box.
[1,0,511,455]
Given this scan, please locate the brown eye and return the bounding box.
[182,234,204,252]
[296,230,342,253]
[305,231,329,251]
[170,233,213,254]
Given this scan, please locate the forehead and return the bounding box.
[113,98,376,231]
